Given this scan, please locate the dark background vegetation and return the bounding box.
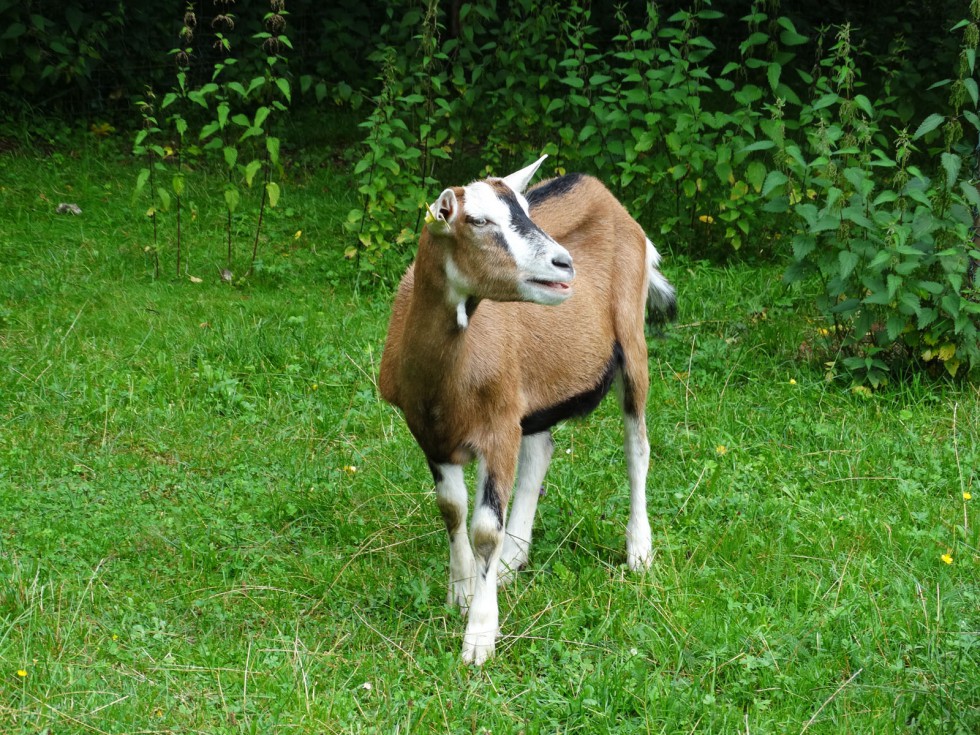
[1,0,978,384]
[0,0,968,119]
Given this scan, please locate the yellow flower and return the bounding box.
[715,445,727,456]
[311,384,318,391]
[697,214,715,224]
[112,634,119,640]
[941,553,953,565]
[818,328,830,337]
[964,492,972,501]
[342,465,357,475]
[90,121,115,137]
[17,669,27,677]
[789,378,797,385]
[294,230,302,239]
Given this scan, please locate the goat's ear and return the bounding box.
[426,188,458,234]
[501,154,548,194]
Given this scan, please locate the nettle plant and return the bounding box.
[575,3,802,252]
[346,0,806,269]
[770,23,980,385]
[133,0,290,281]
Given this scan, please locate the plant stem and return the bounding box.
[247,174,268,277]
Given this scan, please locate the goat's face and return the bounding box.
[427,157,575,306]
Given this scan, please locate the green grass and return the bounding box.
[1,135,978,734]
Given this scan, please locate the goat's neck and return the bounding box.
[403,238,474,376]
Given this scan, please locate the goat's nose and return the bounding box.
[551,252,574,274]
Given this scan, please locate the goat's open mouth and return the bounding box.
[528,279,571,292]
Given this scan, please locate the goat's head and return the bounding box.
[426,155,574,306]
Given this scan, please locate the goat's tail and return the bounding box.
[644,237,677,327]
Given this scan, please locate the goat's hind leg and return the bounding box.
[431,461,476,612]
[615,360,653,571]
[499,431,553,584]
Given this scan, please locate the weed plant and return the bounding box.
[1,137,978,733]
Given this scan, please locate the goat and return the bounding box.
[378,155,676,665]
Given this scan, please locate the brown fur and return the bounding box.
[378,174,650,496]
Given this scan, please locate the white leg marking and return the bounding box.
[435,464,476,612]
[623,413,653,570]
[499,432,553,584]
[462,459,504,665]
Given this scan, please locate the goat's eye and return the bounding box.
[468,216,490,227]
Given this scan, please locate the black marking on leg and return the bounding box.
[620,364,639,419]
[427,460,443,484]
[526,173,584,207]
[520,342,623,435]
[436,496,461,542]
[481,473,504,527]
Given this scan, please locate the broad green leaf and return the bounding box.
[224,187,240,213]
[767,63,781,92]
[217,102,230,128]
[266,136,280,165]
[254,106,271,129]
[913,113,944,140]
[172,174,185,197]
[265,181,281,208]
[886,315,906,341]
[853,94,874,117]
[135,168,150,194]
[156,187,171,212]
[745,161,767,192]
[812,92,839,110]
[223,146,238,170]
[2,22,26,40]
[762,170,789,197]
[244,160,262,187]
[940,151,961,188]
[838,250,860,279]
[199,121,219,140]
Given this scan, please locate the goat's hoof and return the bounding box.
[626,522,653,571]
[627,548,653,571]
[461,628,497,666]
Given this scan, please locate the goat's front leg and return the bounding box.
[431,461,476,612]
[499,431,553,584]
[463,440,518,665]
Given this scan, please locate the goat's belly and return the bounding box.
[519,343,621,435]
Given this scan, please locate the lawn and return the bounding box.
[0,135,977,733]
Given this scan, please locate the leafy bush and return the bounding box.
[345,0,803,275]
[132,0,291,280]
[768,23,980,385]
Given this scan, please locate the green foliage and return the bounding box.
[0,1,124,98]
[769,22,980,386]
[132,1,291,280]
[345,1,978,383]
[346,1,806,273]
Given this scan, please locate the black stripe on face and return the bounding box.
[490,181,540,240]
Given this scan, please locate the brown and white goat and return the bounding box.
[378,156,676,665]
